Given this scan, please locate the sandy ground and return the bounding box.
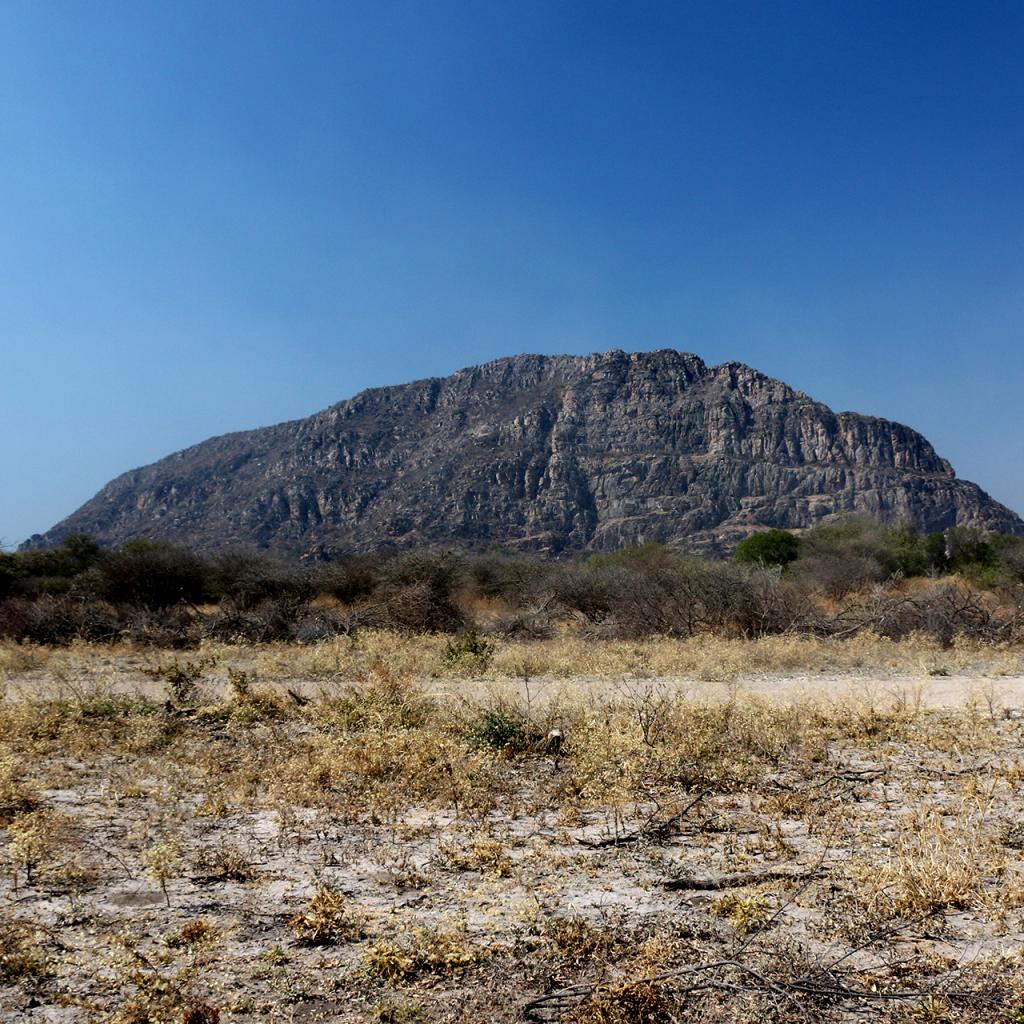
[4,660,1024,1021]
[7,665,1024,710]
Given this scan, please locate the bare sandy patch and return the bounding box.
[2,649,1024,1020]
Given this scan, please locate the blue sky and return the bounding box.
[2,0,1022,546]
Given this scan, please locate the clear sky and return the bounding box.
[2,1,1022,547]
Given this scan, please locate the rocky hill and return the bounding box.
[24,350,1024,556]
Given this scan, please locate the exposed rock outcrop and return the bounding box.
[25,350,1024,555]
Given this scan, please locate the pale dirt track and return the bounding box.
[6,665,1024,710]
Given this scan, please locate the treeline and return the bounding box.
[1,519,1023,647]
[732,520,1023,593]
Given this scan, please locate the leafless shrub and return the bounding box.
[316,553,380,604]
[118,604,199,647]
[358,552,466,633]
[4,522,1024,648]
[466,554,557,609]
[500,608,558,640]
[203,596,312,642]
[549,557,813,641]
[209,551,311,611]
[619,679,672,747]
[827,579,1008,644]
[0,756,41,825]
[0,596,121,644]
[794,552,888,600]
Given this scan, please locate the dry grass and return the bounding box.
[3,639,1024,1021]
[223,629,1024,682]
[0,918,50,988]
[289,885,366,945]
[4,630,1022,698]
[851,804,1018,921]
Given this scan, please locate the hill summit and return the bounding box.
[26,350,1024,555]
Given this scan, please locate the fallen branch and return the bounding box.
[665,865,822,891]
[522,955,984,1021]
[578,790,709,848]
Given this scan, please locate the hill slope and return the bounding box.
[25,350,1024,555]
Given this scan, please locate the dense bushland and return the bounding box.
[1,518,1023,646]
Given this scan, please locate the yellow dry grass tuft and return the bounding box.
[288,885,365,945]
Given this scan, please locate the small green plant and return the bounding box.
[227,667,251,699]
[439,835,512,878]
[468,705,528,751]
[444,626,494,668]
[363,925,483,981]
[567,978,677,1024]
[903,995,952,1023]
[146,656,216,704]
[711,891,772,935]
[261,945,288,966]
[219,667,286,723]
[543,916,616,965]
[371,998,424,1022]
[365,939,413,982]
[192,843,253,881]
[108,933,220,1024]
[77,694,157,720]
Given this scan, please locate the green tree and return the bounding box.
[733,529,800,568]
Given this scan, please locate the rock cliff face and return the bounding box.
[25,350,1024,556]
